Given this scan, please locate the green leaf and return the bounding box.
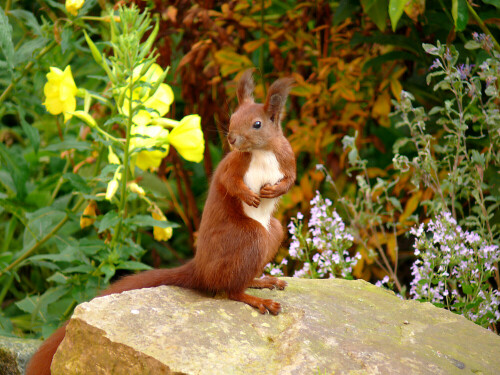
[43,140,92,152]
[64,173,92,194]
[125,215,180,229]
[100,263,115,283]
[98,211,119,233]
[483,0,500,8]
[47,272,68,284]
[452,0,469,32]
[117,261,152,271]
[0,143,28,199]
[14,37,48,65]
[79,239,106,256]
[388,197,403,212]
[333,0,359,26]
[360,0,389,31]
[0,198,26,219]
[389,0,405,31]
[61,28,73,55]
[23,208,66,250]
[18,104,40,154]
[363,50,417,72]
[462,284,473,295]
[0,7,14,73]
[64,264,95,274]
[15,286,69,316]
[8,10,42,36]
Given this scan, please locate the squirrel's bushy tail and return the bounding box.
[25,261,196,375]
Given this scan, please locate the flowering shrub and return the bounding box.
[0,4,205,338]
[392,36,499,249]
[409,212,500,328]
[266,191,359,279]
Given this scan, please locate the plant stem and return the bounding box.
[109,71,134,250]
[48,158,71,206]
[0,273,14,306]
[0,41,57,105]
[259,0,265,94]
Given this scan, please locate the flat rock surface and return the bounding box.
[51,278,500,375]
[0,335,41,375]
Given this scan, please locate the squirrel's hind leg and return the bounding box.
[228,291,282,315]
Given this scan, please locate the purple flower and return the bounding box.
[457,64,472,80]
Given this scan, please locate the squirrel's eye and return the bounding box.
[253,121,262,129]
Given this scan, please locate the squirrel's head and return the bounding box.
[228,69,294,152]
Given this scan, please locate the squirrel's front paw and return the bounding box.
[242,191,261,207]
[260,184,282,199]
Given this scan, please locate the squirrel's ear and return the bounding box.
[264,77,294,124]
[237,69,255,104]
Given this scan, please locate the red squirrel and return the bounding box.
[26,70,296,375]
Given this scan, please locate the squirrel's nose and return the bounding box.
[228,134,236,145]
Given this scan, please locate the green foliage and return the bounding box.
[1,0,500,337]
[0,2,202,339]
[393,38,499,246]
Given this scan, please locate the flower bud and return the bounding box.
[108,146,120,165]
[84,30,103,65]
[73,110,98,128]
[105,179,119,201]
[128,182,146,197]
[80,200,97,229]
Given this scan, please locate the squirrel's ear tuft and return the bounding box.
[237,69,255,104]
[264,77,294,124]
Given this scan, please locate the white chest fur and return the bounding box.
[242,150,284,230]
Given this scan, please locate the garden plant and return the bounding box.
[0,0,499,342]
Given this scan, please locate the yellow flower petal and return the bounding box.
[130,125,170,171]
[80,200,97,229]
[152,211,173,241]
[144,83,174,117]
[121,64,173,122]
[44,82,60,98]
[66,0,85,16]
[135,148,169,171]
[43,65,78,123]
[168,115,204,163]
[43,97,64,115]
[62,95,77,114]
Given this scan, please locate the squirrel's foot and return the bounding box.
[248,276,287,290]
[259,183,283,199]
[228,291,282,315]
[241,191,261,207]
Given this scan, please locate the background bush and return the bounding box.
[0,0,499,337]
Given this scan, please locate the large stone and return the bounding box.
[51,278,500,375]
[0,335,41,375]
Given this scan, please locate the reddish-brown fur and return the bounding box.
[26,71,295,375]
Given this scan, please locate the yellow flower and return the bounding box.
[43,66,78,123]
[168,115,204,162]
[130,125,170,172]
[80,200,97,229]
[122,64,174,126]
[66,0,85,16]
[152,210,173,241]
